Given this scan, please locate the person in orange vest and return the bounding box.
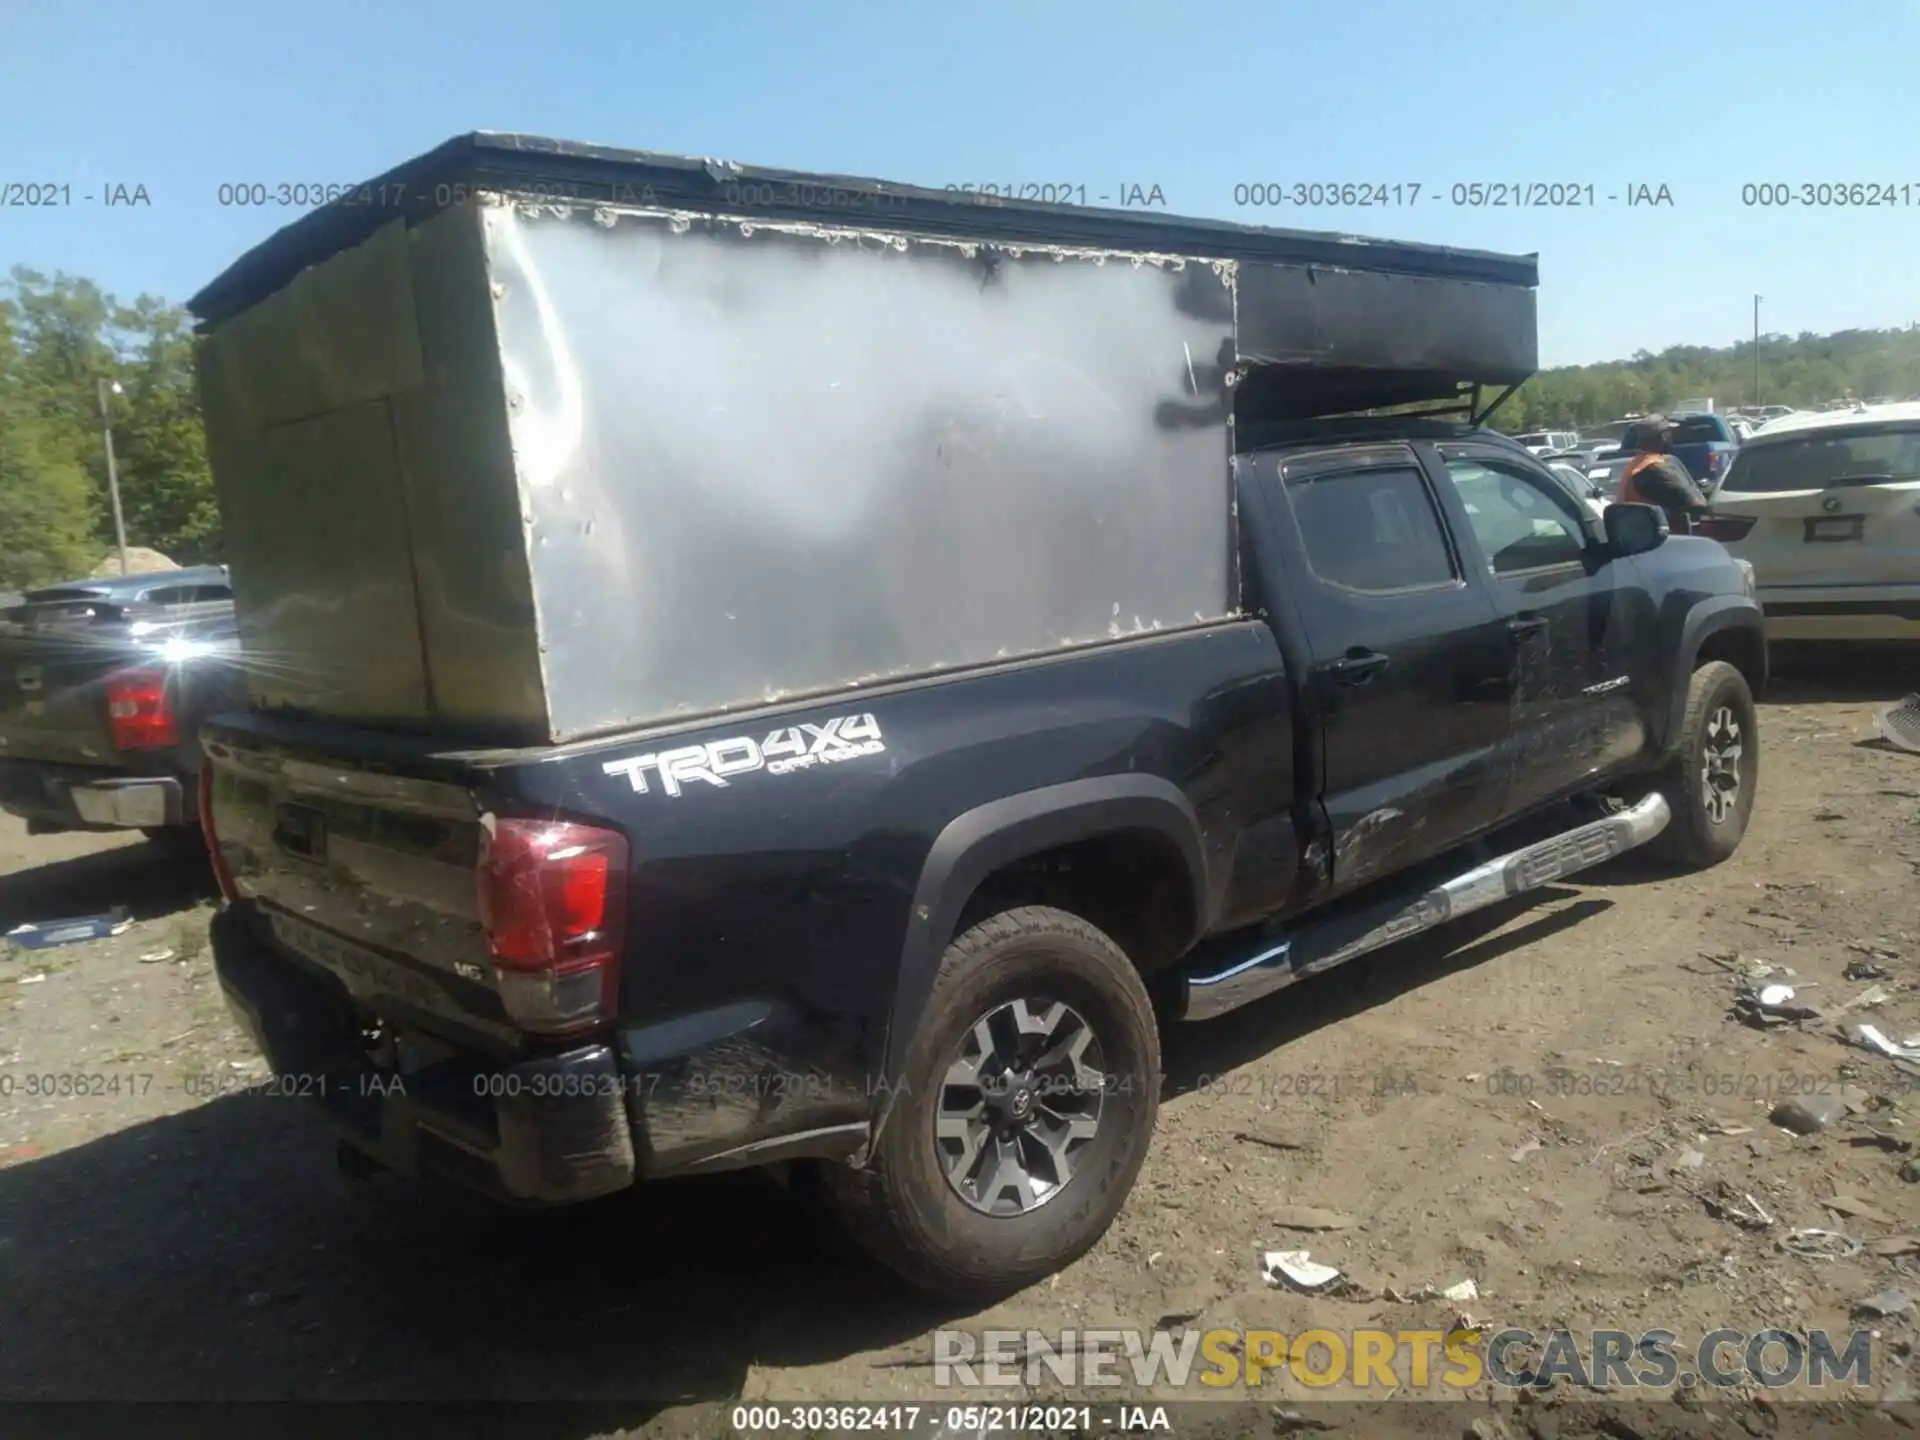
[1616,414,1709,535]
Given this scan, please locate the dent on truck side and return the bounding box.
[878,773,1211,1098]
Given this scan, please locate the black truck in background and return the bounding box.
[187,136,1768,1301]
[0,566,241,854]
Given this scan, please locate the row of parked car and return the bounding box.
[1511,402,1920,644]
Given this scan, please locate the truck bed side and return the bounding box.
[203,620,1299,1176]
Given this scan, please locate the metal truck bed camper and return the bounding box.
[189,133,1539,746]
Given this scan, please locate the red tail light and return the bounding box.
[198,763,240,903]
[1695,514,1758,543]
[476,817,630,1035]
[1706,451,1727,475]
[105,668,177,750]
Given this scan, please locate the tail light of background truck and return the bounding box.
[476,817,630,1035]
[105,668,177,750]
[1695,514,1758,543]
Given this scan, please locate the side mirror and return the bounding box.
[1605,502,1668,556]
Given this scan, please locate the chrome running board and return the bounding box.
[1175,793,1670,1022]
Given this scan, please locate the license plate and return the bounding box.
[268,912,446,1013]
[70,782,168,828]
[1805,515,1864,543]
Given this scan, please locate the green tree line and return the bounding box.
[0,266,217,589]
[1496,324,1920,432]
[5,260,1920,590]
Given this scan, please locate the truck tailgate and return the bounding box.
[202,719,522,1052]
[1671,442,1733,486]
[0,630,126,766]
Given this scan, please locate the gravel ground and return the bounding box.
[2,647,1918,1438]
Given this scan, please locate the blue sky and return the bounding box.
[2,0,1915,367]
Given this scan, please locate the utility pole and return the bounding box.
[1752,295,1762,409]
[97,378,128,576]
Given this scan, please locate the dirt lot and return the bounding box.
[2,649,1919,1435]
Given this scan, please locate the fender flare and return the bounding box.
[1662,595,1766,752]
[876,774,1208,1104]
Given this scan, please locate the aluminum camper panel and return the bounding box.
[194,221,439,726]
[483,204,1238,742]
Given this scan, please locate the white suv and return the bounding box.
[1704,404,1920,641]
[1514,430,1580,457]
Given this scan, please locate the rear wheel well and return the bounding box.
[1695,625,1767,699]
[951,830,1197,979]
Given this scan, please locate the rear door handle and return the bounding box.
[1327,649,1389,684]
[1508,612,1549,637]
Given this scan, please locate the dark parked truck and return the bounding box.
[190,134,1767,1299]
[0,566,241,852]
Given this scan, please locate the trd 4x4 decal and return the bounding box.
[601,714,886,798]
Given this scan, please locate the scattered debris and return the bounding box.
[1270,1411,1338,1435]
[1234,1128,1311,1153]
[1825,1193,1897,1226]
[1870,1237,1920,1258]
[1850,1132,1914,1154]
[138,949,176,965]
[1845,958,1892,982]
[1440,1279,1480,1303]
[1263,1251,1340,1291]
[4,908,133,951]
[1843,984,1894,1012]
[1736,982,1823,1027]
[18,973,45,985]
[1855,1289,1915,1320]
[1903,1159,1920,1184]
[1846,1023,1920,1063]
[1510,1138,1542,1163]
[1770,1094,1849,1135]
[1700,1183,1775,1229]
[1703,1122,1753,1137]
[1781,1228,1862,1259]
[1271,1206,1356,1232]
[1876,693,1920,754]
[1674,1147,1707,1171]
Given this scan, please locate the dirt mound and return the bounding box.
[89,547,179,577]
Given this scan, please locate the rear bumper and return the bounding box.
[0,759,186,831]
[1758,587,1920,642]
[209,906,638,1205]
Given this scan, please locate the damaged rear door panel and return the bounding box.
[1242,443,1516,897]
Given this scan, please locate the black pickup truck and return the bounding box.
[0,566,241,854]
[188,134,1766,1300]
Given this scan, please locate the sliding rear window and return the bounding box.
[1721,424,1920,494]
[1669,417,1726,445]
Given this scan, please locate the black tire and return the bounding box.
[1647,660,1757,869]
[823,905,1160,1301]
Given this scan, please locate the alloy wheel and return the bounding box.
[934,997,1107,1217]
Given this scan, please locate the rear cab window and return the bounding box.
[1670,417,1729,445]
[140,584,233,606]
[1286,464,1458,593]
